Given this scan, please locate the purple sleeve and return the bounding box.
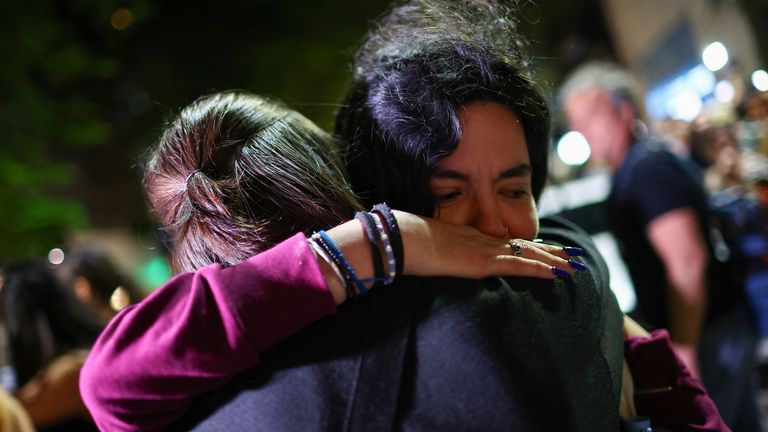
[625,330,730,431]
[80,233,337,432]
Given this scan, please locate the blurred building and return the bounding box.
[604,0,762,121]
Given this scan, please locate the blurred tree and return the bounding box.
[0,0,132,259]
[0,0,393,260]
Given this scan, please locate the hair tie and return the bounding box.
[185,169,202,186]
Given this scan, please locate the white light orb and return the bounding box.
[702,42,729,72]
[666,90,702,121]
[752,70,768,92]
[48,248,65,265]
[556,131,591,167]
[714,80,735,103]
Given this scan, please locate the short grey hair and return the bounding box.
[559,60,643,117]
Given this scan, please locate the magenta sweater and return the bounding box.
[79,233,337,431]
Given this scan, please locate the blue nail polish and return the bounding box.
[568,260,587,272]
[551,267,570,279]
[563,246,584,257]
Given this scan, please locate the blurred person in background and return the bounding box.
[1,259,102,432]
[59,249,141,324]
[740,91,768,156]
[689,110,744,194]
[561,60,760,431]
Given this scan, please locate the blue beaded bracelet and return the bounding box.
[314,230,368,296]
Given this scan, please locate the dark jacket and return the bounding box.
[174,217,625,432]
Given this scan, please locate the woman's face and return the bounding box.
[429,102,538,240]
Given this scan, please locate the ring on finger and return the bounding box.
[509,239,523,257]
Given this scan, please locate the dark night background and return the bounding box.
[1,0,765,266]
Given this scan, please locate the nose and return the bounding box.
[469,195,507,238]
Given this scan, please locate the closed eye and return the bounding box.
[434,190,462,204]
[500,189,529,199]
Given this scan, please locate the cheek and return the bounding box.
[503,201,539,240]
[433,205,468,225]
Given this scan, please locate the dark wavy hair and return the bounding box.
[144,91,362,273]
[335,0,551,215]
[0,259,103,388]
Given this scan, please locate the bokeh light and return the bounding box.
[666,90,702,121]
[752,69,768,92]
[111,9,133,30]
[714,80,735,103]
[109,286,131,312]
[556,131,591,167]
[702,42,728,72]
[48,248,65,265]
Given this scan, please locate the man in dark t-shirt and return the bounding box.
[561,61,761,431]
[609,138,740,329]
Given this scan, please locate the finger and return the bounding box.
[508,240,578,273]
[492,255,559,280]
[529,241,584,260]
[519,241,589,273]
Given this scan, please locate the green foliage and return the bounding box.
[0,0,135,259]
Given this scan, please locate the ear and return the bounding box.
[617,100,636,130]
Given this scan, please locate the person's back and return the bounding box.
[174,217,624,432]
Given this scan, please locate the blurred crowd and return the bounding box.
[655,90,768,358]
[558,60,768,431]
[0,249,141,431]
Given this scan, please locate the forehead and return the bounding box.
[565,88,614,115]
[435,102,530,171]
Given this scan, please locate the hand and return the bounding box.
[393,210,578,280]
[319,210,582,304]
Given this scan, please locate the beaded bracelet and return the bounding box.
[354,211,385,289]
[312,230,367,298]
[371,212,396,284]
[309,234,355,300]
[372,203,403,275]
[307,238,346,291]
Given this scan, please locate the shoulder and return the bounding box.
[628,139,682,175]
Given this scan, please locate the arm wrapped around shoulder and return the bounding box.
[625,330,730,431]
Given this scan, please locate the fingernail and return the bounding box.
[568,260,587,272]
[551,267,570,279]
[532,238,544,243]
[563,246,584,257]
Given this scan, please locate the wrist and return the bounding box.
[307,239,347,305]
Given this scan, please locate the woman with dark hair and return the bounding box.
[1,259,102,431]
[336,0,551,216]
[334,1,727,430]
[81,90,577,431]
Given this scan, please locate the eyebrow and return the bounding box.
[431,163,532,182]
